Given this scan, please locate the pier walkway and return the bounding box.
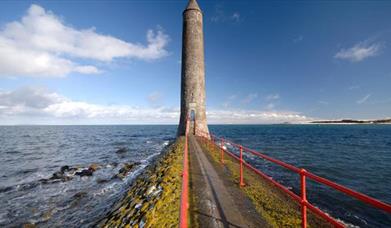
[178,118,391,228]
[188,135,268,228]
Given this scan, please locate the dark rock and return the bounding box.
[75,169,93,177]
[88,163,101,172]
[50,171,64,180]
[119,163,135,173]
[39,178,49,184]
[115,147,128,154]
[0,186,13,193]
[60,165,70,172]
[73,191,88,199]
[20,182,39,191]
[22,223,36,228]
[96,178,110,184]
[113,162,141,179]
[62,176,73,181]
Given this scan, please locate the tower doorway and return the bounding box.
[190,110,196,135]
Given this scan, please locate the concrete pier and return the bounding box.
[188,135,268,227]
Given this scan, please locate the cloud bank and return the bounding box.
[0,4,169,77]
[0,87,311,125]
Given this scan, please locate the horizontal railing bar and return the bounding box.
[219,144,302,202]
[244,147,301,173]
[214,135,301,173]
[304,171,391,213]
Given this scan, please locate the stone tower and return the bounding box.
[177,0,209,137]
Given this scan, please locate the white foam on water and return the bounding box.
[93,182,122,197]
[0,212,7,224]
[93,155,157,197]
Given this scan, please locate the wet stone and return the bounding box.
[116,147,128,154]
[96,178,110,184]
[60,165,70,172]
[22,223,36,228]
[89,163,101,172]
[75,169,94,177]
[73,191,88,199]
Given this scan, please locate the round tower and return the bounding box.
[177,0,209,137]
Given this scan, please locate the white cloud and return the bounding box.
[242,93,258,104]
[222,94,237,108]
[147,91,163,107]
[293,35,304,43]
[0,4,169,77]
[265,103,275,110]
[318,101,329,105]
[264,94,280,110]
[211,5,242,24]
[265,93,280,101]
[0,87,178,124]
[207,109,310,124]
[231,13,241,23]
[348,85,360,90]
[0,87,312,124]
[147,91,162,103]
[356,94,371,104]
[335,41,382,62]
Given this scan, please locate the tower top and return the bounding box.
[185,0,201,12]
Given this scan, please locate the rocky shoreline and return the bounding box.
[96,137,184,227]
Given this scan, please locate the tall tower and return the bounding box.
[177,0,209,137]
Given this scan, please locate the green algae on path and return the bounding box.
[197,137,332,228]
[98,137,185,228]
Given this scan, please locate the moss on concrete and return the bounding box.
[98,137,185,228]
[197,137,332,228]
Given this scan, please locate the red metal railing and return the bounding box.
[197,131,391,228]
[179,117,190,228]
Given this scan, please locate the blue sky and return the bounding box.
[0,0,390,124]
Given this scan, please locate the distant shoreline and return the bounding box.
[309,118,391,124]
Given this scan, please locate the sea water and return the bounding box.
[210,124,391,227]
[0,125,390,227]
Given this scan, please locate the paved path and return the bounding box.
[188,135,269,228]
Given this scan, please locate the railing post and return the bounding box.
[239,145,245,187]
[300,169,307,228]
[179,119,189,228]
[211,136,214,153]
[207,135,210,151]
[220,138,224,164]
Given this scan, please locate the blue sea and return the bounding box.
[0,125,390,227]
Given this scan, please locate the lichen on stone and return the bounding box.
[98,137,185,228]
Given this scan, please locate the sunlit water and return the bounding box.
[0,125,390,227]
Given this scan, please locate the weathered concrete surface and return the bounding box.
[188,136,269,227]
[178,0,209,137]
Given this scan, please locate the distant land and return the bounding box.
[310,118,391,124]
